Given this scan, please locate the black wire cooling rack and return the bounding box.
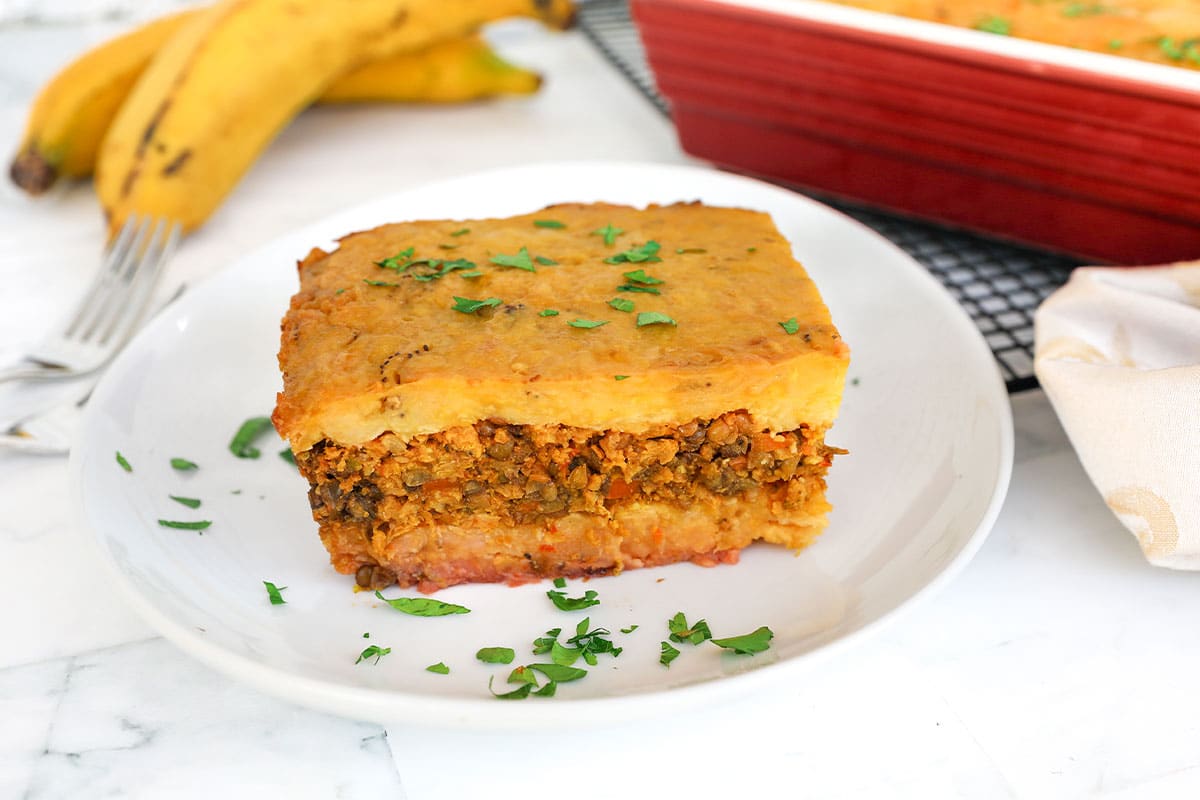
[578,0,1081,393]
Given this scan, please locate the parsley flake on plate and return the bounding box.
[279,447,296,465]
[604,241,662,265]
[356,645,391,665]
[158,519,212,531]
[374,590,471,616]
[476,647,516,664]
[534,219,566,229]
[566,617,622,664]
[539,309,560,317]
[711,626,775,655]
[170,457,198,471]
[115,451,132,472]
[546,587,600,611]
[451,296,503,315]
[779,317,800,335]
[450,228,470,237]
[608,297,635,312]
[488,676,533,700]
[621,625,639,634]
[426,662,450,675]
[592,223,624,247]
[660,641,681,667]
[535,255,558,266]
[263,581,287,605]
[568,319,609,330]
[667,612,712,645]
[169,495,202,510]
[614,375,629,381]
[636,312,676,328]
[229,416,274,458]
[490,247,535,272]
[529,663,587,683]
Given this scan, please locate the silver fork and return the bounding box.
[0,215,180,384]
[0,282,188,455]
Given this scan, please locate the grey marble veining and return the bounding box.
[5,638,406,799]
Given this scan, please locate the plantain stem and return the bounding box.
[10,149,57,195]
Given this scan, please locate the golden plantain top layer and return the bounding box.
[274,202,849,451]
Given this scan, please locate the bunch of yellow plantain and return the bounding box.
[12,0,574,235]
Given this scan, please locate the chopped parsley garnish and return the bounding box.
[438,243,460,250]
[532,627,563,655]
[614,375,629,381]
[279,447,296,465]
[229,416,274,459]
[746,247,757,253]
[1108,38,1124,50]
[604,241,662,265]
[621,269,663,285]
[158,519,212,530]
[450,228,470,237]
[476,647,516,664]
[621,625,639,634]
[459,270,483,279]
[568,319,609,329]
[676,248,707,254]
[668,612,712,645]
[616,284,661,295]
[636,312,676,327]
[374,590,471,616]
[546,586,600,611]
[363,279,400,287]
[115,451,132,472]
[608,297,635,312]
[592,224,624,247]
[375,247,415,270]
[660,641,681,667]
[335,288,346,295]
[534,255,558,266]
[534,219,566,229]
[170,457,198,471]
[507,665,539,687]
[529,663,587,683]
[451,296,502,315]
[553,577,567,588]
[426,662,450,674]
[779,317,800,335]
[410,258,480,282]
[711,626,775,655]
[488,676,533,699]
[356,645,391,665]
[974,15,1011,35]
[169,495,202,509]
[263,581,287,605]
[539,309,560,317]
[566,617,622,664]
[490,247,535,272]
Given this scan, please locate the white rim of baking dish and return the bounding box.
[687,0,1200,94]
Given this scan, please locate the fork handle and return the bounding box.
[0,363,79,385]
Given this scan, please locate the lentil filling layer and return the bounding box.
[297,410,841,536]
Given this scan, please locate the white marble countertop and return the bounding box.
[2,16,1199,800]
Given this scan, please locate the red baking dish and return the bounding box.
[631,0,1200,263]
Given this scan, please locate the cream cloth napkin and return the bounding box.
[1034,261,1200,568]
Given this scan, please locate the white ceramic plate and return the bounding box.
[73,162,1012,729]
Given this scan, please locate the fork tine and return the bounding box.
[74,215,156,343]
[98,219,180,347]
[62,215,142,339]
